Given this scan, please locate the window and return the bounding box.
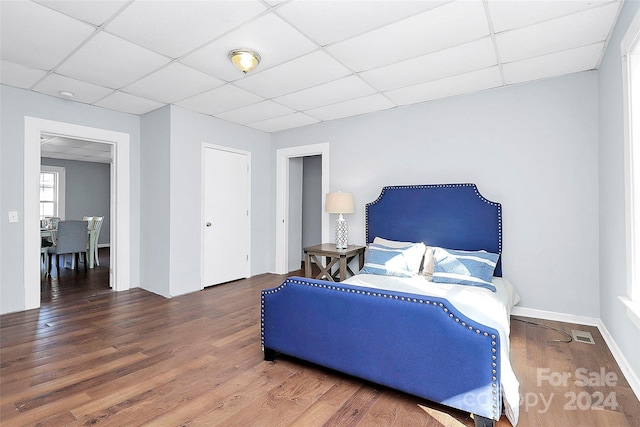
[40,165,65,220]
[621,9,640,327]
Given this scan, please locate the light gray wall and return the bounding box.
[41,158,111,246]
[598,0,640,388]
[302,155,322,252]
[140,106,171,297]
[0,84,141,314]
[167,105,271,296]
[272,71,600,319]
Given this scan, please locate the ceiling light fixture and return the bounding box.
[59,91,75,98]
[228,49,261,74]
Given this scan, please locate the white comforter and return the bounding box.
[342,273,521,426]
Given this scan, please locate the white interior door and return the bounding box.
[202,145,250,287]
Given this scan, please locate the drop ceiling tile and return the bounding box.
[215,100,295,125]
[181,13,317,82]
[92,151,113,159]
[35,0,128,26]
[82,142,112,153]
[233,50,351,98]
[503,43,604,85]
[276,0,444,46]
[94,91,164,115]
[326,0,490,72]
[66,147,106,157]
[0,60,47,89]
[487,0,614,33]
[56,32,171,89]
[105,0,266,58]
[385,66,503,106]
[249,113,320,133]
[49,153,86,162]
[40,143,72,153]
[274,75,376,111]
[32,73,114,104]
[496,2,621,63]
[361,37,497,91]
[305,94,396,122]
[176,84,263,116]
[40,134,58,144]
[0,1,95,70]
[123,63,224,104]
[41,150,72,159]
[47,137,93,148]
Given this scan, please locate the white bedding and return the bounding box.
[342,273,521,426]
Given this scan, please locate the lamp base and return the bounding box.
[335,214,348,250]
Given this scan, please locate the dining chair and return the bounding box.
[41,217,59,276]
[41,245,50,276]
[89,216,104,267]
[44,216,60,229]
[47,220,88,274]
[41,216,59,246]
[83,216,95,265]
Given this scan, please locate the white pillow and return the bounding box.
[431,247,499,291]
[371,237,426,275]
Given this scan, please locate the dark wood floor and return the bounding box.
[1,253,638,426]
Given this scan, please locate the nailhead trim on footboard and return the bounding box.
[261,277,500,418]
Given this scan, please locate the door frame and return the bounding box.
[275,143,330,274]
[24,117,131,309]
[200,143,251,288]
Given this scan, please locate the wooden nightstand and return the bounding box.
[303,244,365,282]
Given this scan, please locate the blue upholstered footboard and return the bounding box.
[261,276,502,421]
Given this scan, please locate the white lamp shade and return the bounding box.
[325,192,354,214]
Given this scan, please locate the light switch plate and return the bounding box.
[8,211,19,223]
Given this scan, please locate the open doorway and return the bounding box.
[23,117,131,311]
[40,135,112,290]
[287,155,322,272]
[275,143,330,274]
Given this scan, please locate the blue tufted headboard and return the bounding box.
[365,183,502,277]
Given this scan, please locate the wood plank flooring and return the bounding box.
[1,252,638,426]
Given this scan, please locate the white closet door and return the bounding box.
[202,146,250,287]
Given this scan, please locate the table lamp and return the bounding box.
[325,191,355,250]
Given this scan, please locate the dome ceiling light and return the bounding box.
[228,49,261,74]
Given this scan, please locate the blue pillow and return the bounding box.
[432,247,499,292]
[360,243,423,277]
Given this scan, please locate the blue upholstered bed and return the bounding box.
[261,184,519,426]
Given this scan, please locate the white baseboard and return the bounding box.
[594,319,640,402]
[511,306,601,326]
[511,306,640,401]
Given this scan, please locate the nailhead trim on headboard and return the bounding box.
[365,183,500,242]
[364,183,502,261]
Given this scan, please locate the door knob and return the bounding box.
[206,222,212,227]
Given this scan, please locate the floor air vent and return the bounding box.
[571,329,595,344]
